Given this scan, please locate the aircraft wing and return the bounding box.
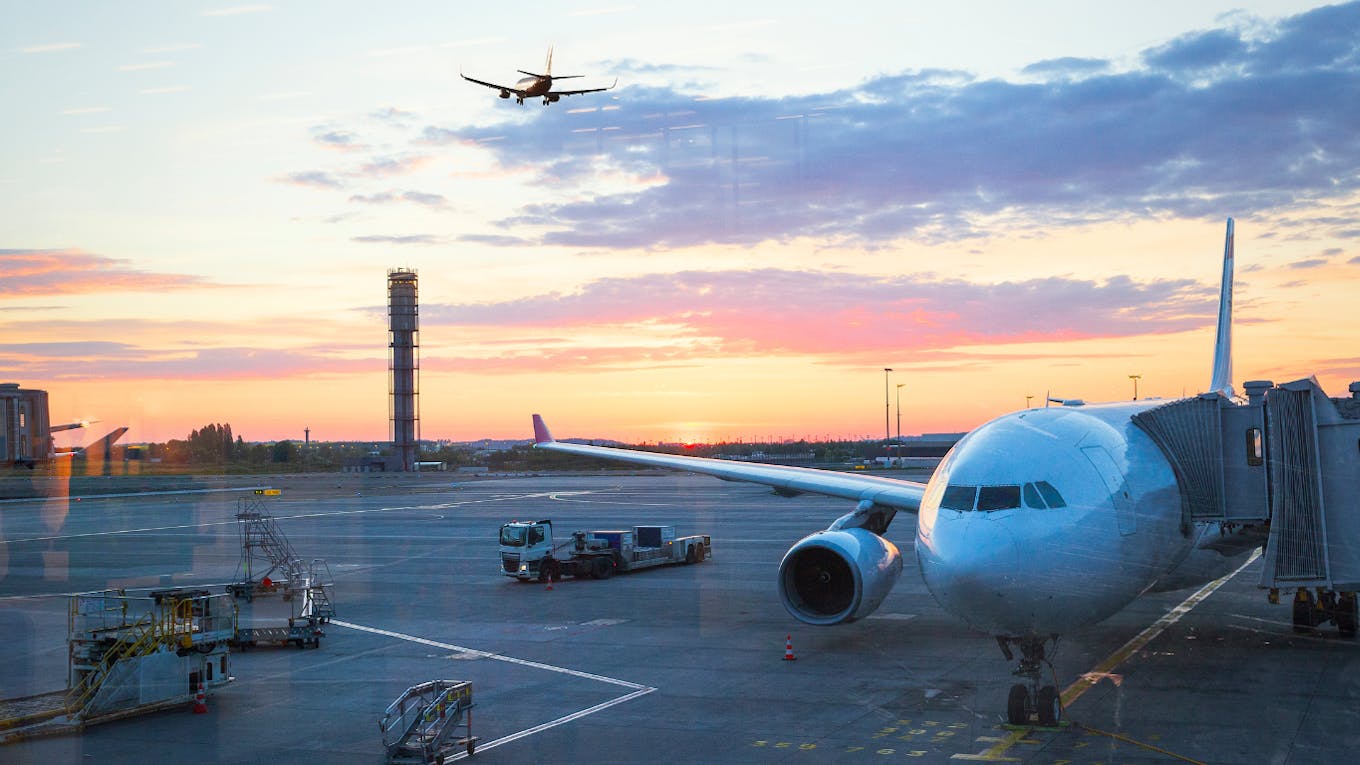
[460,73,525,97]
[532,415,926,512]
[549,79,616,97]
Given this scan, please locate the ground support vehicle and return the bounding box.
[499,519,711,581]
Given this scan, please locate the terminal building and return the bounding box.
[1,382,51,467]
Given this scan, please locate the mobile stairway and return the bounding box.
[228,491,336,622]
[381,681,477,764]
[0,588,235,742]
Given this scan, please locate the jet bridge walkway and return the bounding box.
[1133,377,1360,635]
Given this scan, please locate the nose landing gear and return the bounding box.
[997,635,1062,727]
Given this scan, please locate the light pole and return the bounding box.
[1025,395,1033,409]
[1129,374,1142,401]
[895,384,905,441]
[883,368,893,443]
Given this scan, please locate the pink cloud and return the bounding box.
[0,249,206,296]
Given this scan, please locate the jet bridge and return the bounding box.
[1132,377,1360,635]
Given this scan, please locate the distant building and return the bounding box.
[1,383,51,467]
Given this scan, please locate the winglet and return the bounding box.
[1209,218,1235,398]
[532,414,554,444]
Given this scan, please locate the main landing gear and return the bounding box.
[997,635,1062,727]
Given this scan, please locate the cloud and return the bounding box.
[0,341,375,381]
[20,42,82,54]
[348,190,445,207]
[118,61,175,71]
[0,249,207,297]
[421,268,1216,363]
[1287,257,1329,269]
[351,234,442,245]
[1349,255,1360,265]
[277,171,344,189]
[1021,57,1110,78]
[358,154,433,178]
[426,2,1360,250]
[314,130,366,152]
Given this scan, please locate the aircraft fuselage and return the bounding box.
[916,401,1248,638]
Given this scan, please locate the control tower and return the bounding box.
[387,269,419,472]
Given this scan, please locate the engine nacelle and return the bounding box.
[499,90,511,99]
[777,528,902,625]
[546,94,560,103]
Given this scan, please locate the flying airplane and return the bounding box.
[460,46,615,106]
[531,219,1360,726]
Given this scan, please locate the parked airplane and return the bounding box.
[461,46,615,105]
[531,219,1360,726]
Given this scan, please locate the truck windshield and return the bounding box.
[499,526,526,546]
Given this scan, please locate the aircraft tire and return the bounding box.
[1037,686,1060,727]
[1007,684,1028,725]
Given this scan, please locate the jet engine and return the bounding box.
[499,90,511,99]
[546,94,561,103]
[777,528,902,625]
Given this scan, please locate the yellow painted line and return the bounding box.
[1061,548,1261,708]
[950,729,1025,761]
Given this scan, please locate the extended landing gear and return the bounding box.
[997,635,1062,727]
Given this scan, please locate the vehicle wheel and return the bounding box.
[694,544,705,563]
[685,546,697,565]
[1007,684,1029,725]
[538,564,550,583]
[1036,685,1060,727]
[1337,593,1357,638]
[1293,589,1316,633]
[591,556,613,579]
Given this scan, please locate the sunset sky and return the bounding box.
[3,1,1359,446]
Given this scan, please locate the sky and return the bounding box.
[3,1,1360,446]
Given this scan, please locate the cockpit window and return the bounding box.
[940,484,978,511]
[1035,481,1067,508]
[977,485,1021,511]
[1023,483,1046,509]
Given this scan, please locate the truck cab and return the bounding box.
[498,519,556,580]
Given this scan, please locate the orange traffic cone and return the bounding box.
[192,680,208,714]
[783,634,796,661]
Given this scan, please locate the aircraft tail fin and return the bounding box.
[1209,218,1235,398]
[532,414,555,444]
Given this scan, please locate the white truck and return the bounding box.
[498,519,711,582]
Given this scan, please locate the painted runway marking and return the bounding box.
[0,485,270,505]
[333,619,656,760]
[951,549,1261,762]
[0,489,606,547]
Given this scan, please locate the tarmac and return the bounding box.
[1,472,1357,764]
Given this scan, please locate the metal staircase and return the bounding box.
[230,494,336,619]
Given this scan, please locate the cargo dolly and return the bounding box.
[381,680,476,764]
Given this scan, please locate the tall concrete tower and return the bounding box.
[387,269,419,471]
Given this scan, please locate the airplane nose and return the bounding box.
[920,508,1124,636]
[920,512,1031,634]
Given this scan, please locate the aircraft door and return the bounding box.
[1082,445,1137,536]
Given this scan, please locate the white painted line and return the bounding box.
[332,620,651,690]
[333,620,657,759]
[0,486,271,505]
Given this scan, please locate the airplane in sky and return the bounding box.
[461,47,615,106]
[531,219,1360,726]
